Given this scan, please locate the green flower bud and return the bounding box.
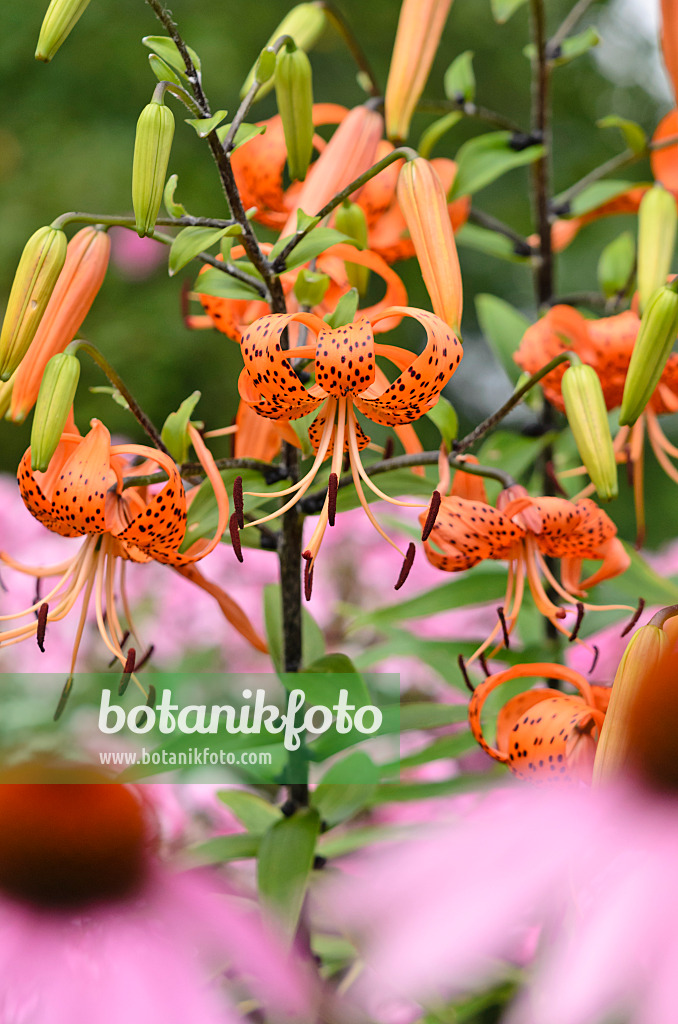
[637,185,677,314]
[561,362,618,501]
[241,3,326,100]
[275,45,314,182]
[0,226,67,382]
[619,281,678,426]
[35,0,92,63]
[255,47,277,86]
[335,200,370,295]
[293,268,330,307]
[30,353,80,472]
[132,98,175,238]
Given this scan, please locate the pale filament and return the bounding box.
[304,399,347,570]
[346,406,407,558]
[534,547,633,614]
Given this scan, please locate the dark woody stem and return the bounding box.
[66,340,169,454]
[417,97,523,134]
[529,0,553,309]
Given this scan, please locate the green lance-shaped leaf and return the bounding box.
[148,53,183,89]
[161,391,201,463]
[168,225,233,276]
[142,36,202,78]
[637,185,677,314]
[449,131,545,200]
[475,293,530,384]
[257,807,320,939]
[0,226,67,381]
[444,50,475,103]
[425,394,458,448]
[619,281,678,426]
[35,0,92,62]
[132,97,175,238]
[597,231,635,299]
[312,752,379,826]
[275,45,314,182]
[293,268,330,307]
[491,0,528,24]
[30,353,80,472]
[561,363,618,501]
[241,3,327,100]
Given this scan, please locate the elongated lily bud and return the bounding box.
[10,226,110,423]
[275,44,314,182]
[132,98,175,237]
[619,281,678,425]
[335,201,369,294]
[637,185,677,313]
[593,606,678,785]
[281,105,382,238]
[0,226,67,381]
[562,363,618,501]
[35,0,91,62]
[396,157,463,331]
[30,353,80,471]
[241,3,326,100]
[385,0,454,142]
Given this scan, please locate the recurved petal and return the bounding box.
[19,419,118,537]
[533,497,617,560]
[355,307,461,425]
[240,312,326,417]
[114,464,187,563]
[314,318,376,397]
[421,494,524,572]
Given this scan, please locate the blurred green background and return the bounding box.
[0,0,674,545]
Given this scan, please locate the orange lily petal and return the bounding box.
[420,494,525,571]
[355,307,462,424]
[651,109,678,196]
[239,312,326,417]
[174,563,268,654]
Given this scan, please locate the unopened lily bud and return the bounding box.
[132,98,175,237]
[593,606,678,785]
[30,353,80,472]
[385,0,454,142]
[0,226,67,381]
[255,46,277,86]
[619,281,678,425]
[397,157,463,332]
[35,0,91,62]
[637,185,677,313]
[562,363,618,501]
[293,268,330,307]
[335,201,369,294]
[10,226,110,423]
[275,45,314,182]
[241,3,326,100]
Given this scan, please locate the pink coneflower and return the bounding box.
[0,763,311,1024]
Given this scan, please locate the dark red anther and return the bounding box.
[36,603,48,653]
[33,578,42,607]
[590,645,600,673]
[233,476,245,530]
[497,606,510,648]
[621,597,645,637]
[458,654,475,693]
[302,550,314,601]
[421,490,441,542]
[478,653,491,678]
[135,645,155,671]
[555,607,567,620]
[118,648,136,697]
[395,543,416,591]
[230,513,244,563]
[328,473,338,527]
[383,436,394,461]
[568,602,585,643]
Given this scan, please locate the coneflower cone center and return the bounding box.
[0,765,150,910]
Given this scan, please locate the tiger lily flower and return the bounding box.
[468,662,609,784]
[420,466,631,663]
[384,0,454,143]
[191,242,407,343]
[237,307,462,591]
[514,304,678,545]
[0,419,266,680]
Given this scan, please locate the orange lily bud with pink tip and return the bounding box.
[280,105,383,238]
[384,0,453,143]
[10,226,110,423]
[396,157,463,332]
